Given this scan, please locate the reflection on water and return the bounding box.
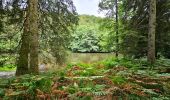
[0,53,114,78]
[67,53,114,64]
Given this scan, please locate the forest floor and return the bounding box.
[0,58,170,100]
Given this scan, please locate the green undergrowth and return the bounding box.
[0,64,16,71]
[0,55,16,71]
[102,57,170,70]
[0,58,170,99]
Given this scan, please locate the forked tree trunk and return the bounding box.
[148,0,156,64]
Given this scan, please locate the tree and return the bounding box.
[28,0,39,74]
[0,0,3,32]
[16,0,39,75]
[39,0,78,65]
[69,15,108,53]
[99,0,120,57]
[0,0,78,73]
[16,12,30,75]
[119,0,170,58]
[147,0,156,64]
[115,0,119,58]
[13,0,78,75]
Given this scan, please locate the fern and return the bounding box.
[152,96,170,100]
[92,91,109,96]
[80,87,93,92]
[143,89,158,96]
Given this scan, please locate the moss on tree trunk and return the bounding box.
[28,0,39,74]
[16,0,39,75]
[16,12,30,76]
[148,0,156,64]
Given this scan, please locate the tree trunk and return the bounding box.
[28,0,39,74]
[0,0,2,11]
[148,0,156,64]
[0,0,3,31]
[16,0,39,75]
[16,15,30,76]
[115,0,119,58]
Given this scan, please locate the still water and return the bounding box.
[0,53,114,78]
[68,53,114,64]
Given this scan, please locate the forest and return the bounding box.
[0,0,170,99]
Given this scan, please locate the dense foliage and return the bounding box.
[39,0,78,65]
[121,0,170,58]
[69,15,111,53]
[98,0,170,59]
[0,0,78,67]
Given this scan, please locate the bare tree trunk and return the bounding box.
[28,0,39,74]
[148,0,156,64]
[115,0,119,58]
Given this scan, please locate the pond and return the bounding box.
[0,53,114,78]
[67,53,114,64]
